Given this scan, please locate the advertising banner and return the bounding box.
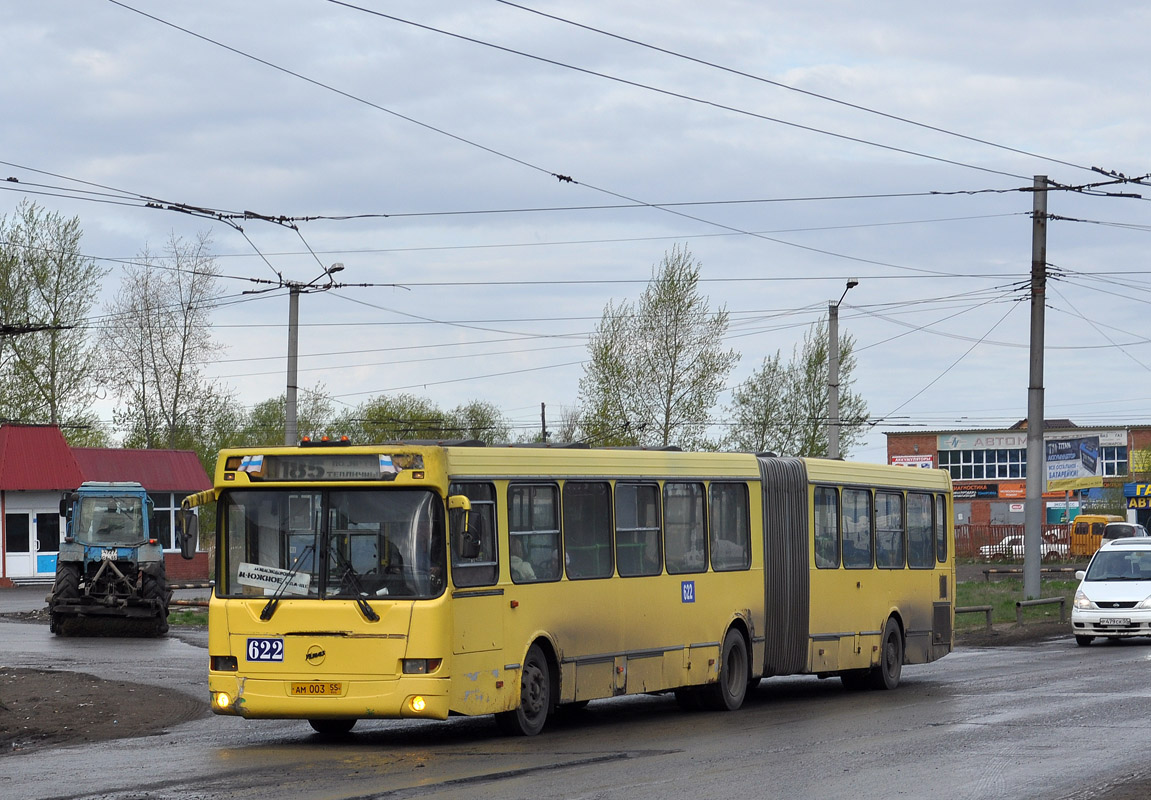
[1045,435,1104,491]
[890,454,934,468]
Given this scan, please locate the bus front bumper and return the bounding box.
[208,673,451,720]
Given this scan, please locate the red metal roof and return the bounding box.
[0,425,211,493]
[72,448,211,493]
[0,425,86,490]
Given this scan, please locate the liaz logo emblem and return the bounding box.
[305,645,326,665]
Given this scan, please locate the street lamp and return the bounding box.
[285,263,344,446]
[828,278,858,460]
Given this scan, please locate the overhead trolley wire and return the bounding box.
[492,0,1100,177]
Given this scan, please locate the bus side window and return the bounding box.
[907,492,934,568]
[563,482,613,580]
[843,488,873,569]
[664,482,707,574]
[449,482,498,588]
[814,486,839,569]
[709,482,750,571]
[508,484,561,583]
[875,491,904,569]
[616,483,661,577]
[935,495,948,563]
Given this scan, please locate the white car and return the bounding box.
[1071,538,1151,646]
[978,534,1068,562]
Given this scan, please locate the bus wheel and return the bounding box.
[703,629,749,711]
[870,618,903,690]
[496,644,551,736]
[308,718,355,736]
[1075,635,1094,647]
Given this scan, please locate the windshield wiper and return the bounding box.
[260,544,315,621]
[328,546,380,623]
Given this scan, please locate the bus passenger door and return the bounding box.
[447,483,506,713]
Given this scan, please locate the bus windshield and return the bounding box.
[76,495,145,545]
[219,488,446,600]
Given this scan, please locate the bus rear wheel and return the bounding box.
[496,644,551,736]
[870,618,903,690]
[702,629,749,711]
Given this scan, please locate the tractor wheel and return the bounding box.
[141,568,172,636]
[49,563,82,636]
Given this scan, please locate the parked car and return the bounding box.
[1101,522,1150,544]
[1071,538,1151,646]
[978,534,1068,562]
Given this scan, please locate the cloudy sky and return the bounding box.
[3,1,1151,460]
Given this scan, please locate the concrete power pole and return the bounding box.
[1024,176,1048,600]
[285,286,300,447]
[828,279,857,460]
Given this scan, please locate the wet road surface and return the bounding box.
[3,600,1150,800]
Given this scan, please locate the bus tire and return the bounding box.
[308,718,356,736]
[496,643,551,736]
[702,629,749,711]
[870,618,903,690]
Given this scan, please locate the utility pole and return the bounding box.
[540,402,548,443]
[283,263,344,446]
[285,286,300,446]
[1024,176,1048,600]
[828,278,858,459]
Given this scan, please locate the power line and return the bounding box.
[325,0,1032,181]
[491,0,1101,177]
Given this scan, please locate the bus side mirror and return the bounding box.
[176,509,199,560]
[448,495,481,559]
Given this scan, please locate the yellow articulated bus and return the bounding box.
[180,441,953,736]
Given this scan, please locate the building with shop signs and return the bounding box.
[0,425,211,586]
[886,420,1151,557]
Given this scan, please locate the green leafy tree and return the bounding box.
[334,393,449,443]
[101,231,233,452]
[0,200,107,439]
[446,400,510,444]
[727,319,868,457]
[332,394,511,445]
[578,245,738,449]
[230,387,335,446]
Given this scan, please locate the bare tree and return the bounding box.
[727,319,868,457]
[0,200,106,437]
[579,245,738,449]
[101,231,231,449]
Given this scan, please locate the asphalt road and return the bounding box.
[4,580,1151,800]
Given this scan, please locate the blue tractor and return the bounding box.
[47,482,173,636]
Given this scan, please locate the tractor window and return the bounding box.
[76,496,146,544]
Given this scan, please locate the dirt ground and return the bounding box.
[0,608,208,755]
[3,610,1150,800]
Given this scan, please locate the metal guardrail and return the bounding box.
[1016,597,1066,625]
[170,580,212,608]
[956,605,993,632]
[982,567,1078,582]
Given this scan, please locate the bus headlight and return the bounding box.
[213,691,232,710]
[409,696,427,713]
